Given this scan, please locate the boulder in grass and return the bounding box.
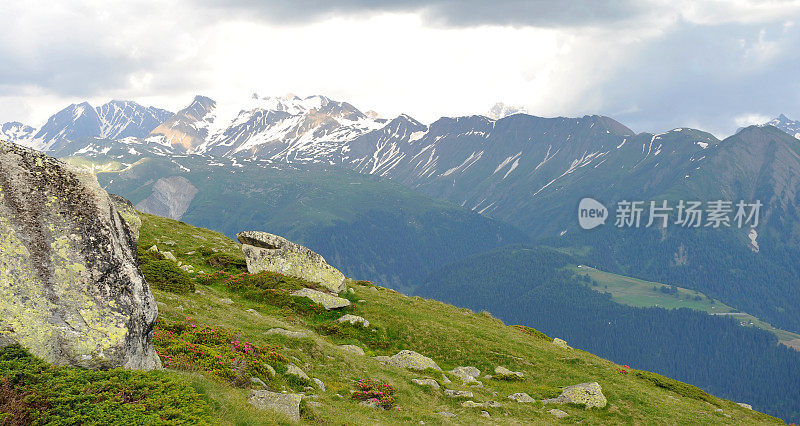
[248,390,302,422]
[543,382,607,408]
[237,231,346,293]
[291,288,351,310]
[389,350,441,371]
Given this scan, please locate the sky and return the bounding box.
[1,0,799,137]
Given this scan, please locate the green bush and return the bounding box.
[141,260,195,293]
[0,345,211,425]
[633,370,717,405]
[351,379,396,409]
[512,325,551,341]
[316,322,391,350]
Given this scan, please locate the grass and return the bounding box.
[568,264,800,350]
[2,213,783,424]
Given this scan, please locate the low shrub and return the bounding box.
[154,317,287,387]
[633,370,716,405]
[351,379,396,409]
[512,325,551,341]
[141,260,195,293]
[316,322,391,350]
[0,345,211,425]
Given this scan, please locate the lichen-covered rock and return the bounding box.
[337,314,370,327]
[389,350,442,371]
[543,382,607,408]
[286,364,310,381]
[237,231,346,293]
[450,366,480,382]
[247,390,302,422]
[266,328,308,339]
[508,392,536,403]
[737,402,753,410]
[412,378,440,389]
[444,389,474,398]
[0,142,159,370]
[549,408,569,418]
[338,344,365,356]
[108,194,141,242]
[290,288,351,310]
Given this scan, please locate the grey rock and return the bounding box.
[251,377,268,388]
[247,390,301,422]
[266,328,308,339]
[338,344,365,356]
[359,398,381,408]
[507,392,536,403]
[441,374,452,384]
[542,382,607,408]
[162,251,177,262]
[444,389,473,398]
[265,364,276,378]
[286,364,310,381]
[389,350,441,371]
[450,366,481,382]
[313,377,326,392]
[247,308,262,317]
[549,408,569,418]
[147,245,159,252]
[494,366,524,379]
[219,298,233,305]
[337,314,370,327]
[237,231,346,293]
[373,355,392,363]
[461,400,482,408]
[737,402,753,410]
[553,338,570,349]
[0,142,159,370]
[480,410,491,418]
[290,288,351,310]
[108,194,141,242]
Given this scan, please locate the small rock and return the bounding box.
[247,308,262,317]
[494,366,524,379]
[313,378,326,392]
[444,389,473,398]
[338,345,365,356]
[389,350,441,371]
[461,400,482,408]
[290,288,351,310]
[219,298,234,305]
[348,288,355,294]
[177,261,183,267]
[714,408,723,413]
[412,378,440,389]
[484,401,502,408]
[162,251,177,262]
[436,412,456,418]
[450,366,481,382]
[266,328,308,339]
[180,264,193,272]
[480,411,491,418]
[147,245,159,252]
[373,355,392,364]
[508,392,535,403]
[737,402,753,410]
[441,374,452,384]
[464,376,483,387]
[248,390,302,422]
[337,314,370,328]
[265,364,276,378]
[548,408,569,419]
[359,398,381,408]
[286,364,310,381]
[542,382,607,408]
[553,338,570,349]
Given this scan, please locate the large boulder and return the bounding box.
[237,231,346,293]
[389,350,442,371]
[0,142,159,370]
[247,390,302,422]
[290,288,351,310]
[543,382,607,408]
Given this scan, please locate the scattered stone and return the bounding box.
[266,328,308,339]
[480,411,491,418]
[251,377,268,388]
[290,288,351,310]
[441,374,452,384]
[148,245,159,252]
[313,378,326,392]
[389,350,442,371]
[542,382,607,408]
[337,314,370,327]
[177,261,183,267]
[248,390,301,422]
[548,408,569,419]
[667,395,678,400]
[180,264,193,272]
[464,376,483,387]
[265,364,276,378]
[162,251,177,262]
[553,338,570,349]
[338,345,365,356]
[494,366,524,379]
[484,401,502,408]
[461,400,482,408]
[373,355,392,364]
[219,298,234,305]
[450,366,481,382]
[737,402,753,410]
[444,389,474,398]
[286,364,310,381]
[0,143,159,370]
[508,392,536,403]
[237,231,346,293]
[412,378,440,389]
[436,412,456,418]
[348,288,355,294]
[247,308,262,317]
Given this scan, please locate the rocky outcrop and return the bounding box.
[290,288,351,310]
[337,314,370,327]
[0,141,159,370]
[135,175,198,220]
[543,382,607,408]
[109,194,141,242]
[552,338,570,349]
[247,390,302,422]
[494,366,524,379]
[237,231,346,293]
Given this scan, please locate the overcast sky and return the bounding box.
[1,0,799,136]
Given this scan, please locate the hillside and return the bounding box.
[1,212,779,424]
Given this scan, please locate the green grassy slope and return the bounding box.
[568,264,800,349]
[135,214,776,425]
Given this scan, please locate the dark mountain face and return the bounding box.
[96,100,173,139]
[33,102,102,151]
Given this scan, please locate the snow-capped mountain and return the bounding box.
[0,121,36,145]
[765,114,800,139]
[14,101,172,151]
